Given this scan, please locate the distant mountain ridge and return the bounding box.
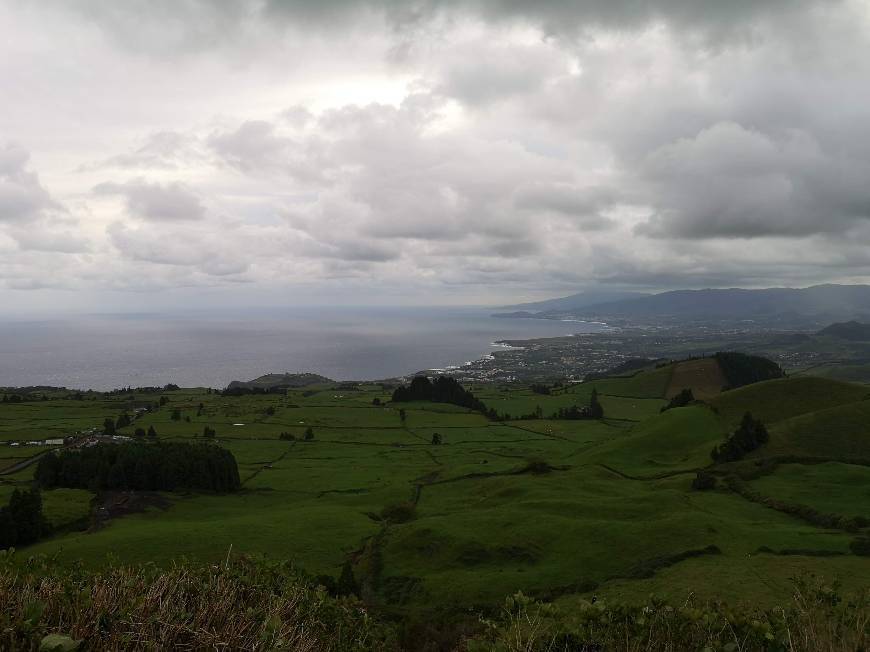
[497,284,870,325]
[498,290,649,313]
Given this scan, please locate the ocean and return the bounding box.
[0,306,604,391]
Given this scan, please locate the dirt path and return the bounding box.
[241,443,294,486]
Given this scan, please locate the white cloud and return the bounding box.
[2,0,870,306]
[94,179,206,221]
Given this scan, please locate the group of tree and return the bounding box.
[222,385,284,396]
[661,388,695,412]
[530,384,551,395]
[279,427,314,441]
[714,352,785,389]
[0,488,47,550]
[133,426,158,439]
[550,389,604,420]
[391,376,488,413]
[711,412,769,463]
[35,442,241,492]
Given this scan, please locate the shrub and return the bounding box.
[711,412,768,463]
[661,388,694,412]
[470,576,868,652]
[380,502,416,523]
[691,470,717,491]
[0,554,398,651]
[850,537,870,556]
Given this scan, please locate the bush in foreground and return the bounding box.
[0,553,397,651]
[1,553,867,651]
[469,576,869,652]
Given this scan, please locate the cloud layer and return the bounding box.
[2,0,870,309]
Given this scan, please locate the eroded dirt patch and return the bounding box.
[90,491,172,531]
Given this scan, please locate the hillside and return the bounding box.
[225,372,333,393]
[817,321,870,341]
[497,290,648,313]
[709,376,869,426]
[761,399,870,459]
[498,284,870,325]
[3,371,869,648]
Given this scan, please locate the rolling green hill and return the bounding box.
[760,399,870,459]
[709,376,869,426]
[2,368,869,649]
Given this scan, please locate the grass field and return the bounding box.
[2,373,869,619]
[666,358,726,400]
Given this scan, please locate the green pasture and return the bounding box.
[749,462,870,518]
[3,374,869,613]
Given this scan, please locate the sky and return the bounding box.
[2,0,870,313]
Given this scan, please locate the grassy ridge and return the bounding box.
[709,376,868,426]
[764,399,870,458]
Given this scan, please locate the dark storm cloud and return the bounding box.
[45,0,839,54]
[4,0,870,304]
[635,122,870,239]
[514,183,616,230]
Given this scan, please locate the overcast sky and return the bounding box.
[3,0,870,312]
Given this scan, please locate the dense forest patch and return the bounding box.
[35,442,240,492]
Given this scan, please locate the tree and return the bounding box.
[5,488,46,546]
[304,427,314,441]
[588,388,604,419]
[159,396,170,406]
[35,442,241,493]
[711,412,769,463]
[662,388,694,412]
[399,408,407,423]
[337,560,359,597]
[133,427,146,438]
[103,418,116,437]
[107,462,127,489]
[203,426,216,439]
[147,425,157,439]
[170,409,182,421]
[0,507,15,549]
[372,397,381,406]
[431,432,442,445]
[116,413,131,429]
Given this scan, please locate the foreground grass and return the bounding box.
[0,553,397,651]
[2,553,866,651]
[473,578,869,652]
